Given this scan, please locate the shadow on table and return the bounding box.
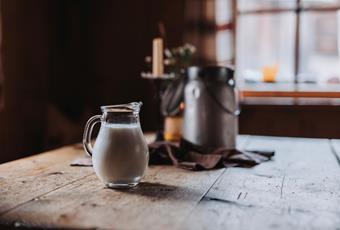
[115,182,201,201]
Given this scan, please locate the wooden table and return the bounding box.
[1,135,340,229]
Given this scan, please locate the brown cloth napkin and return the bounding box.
[70,139,274,170]
[149,139,274,170]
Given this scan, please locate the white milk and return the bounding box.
[92,123,149,188]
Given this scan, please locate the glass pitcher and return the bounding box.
[83,102,149,188]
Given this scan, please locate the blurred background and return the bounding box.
[0,0,340,163]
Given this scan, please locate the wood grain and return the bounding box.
[0,145,93,215]
[0,136,248,229]
[1,135,339,229]
[0,134,156,217]
[0,167,223,229]
[182,136,340,229]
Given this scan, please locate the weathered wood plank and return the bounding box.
[0,145,93,215]
[0,136,249,229]
[183,197,340,230]
[0,134,157,216]
[0,167,224,229]
[182,136,340,230]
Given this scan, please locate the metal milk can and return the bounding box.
[183,66,239,149]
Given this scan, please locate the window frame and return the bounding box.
[234,0,340,84]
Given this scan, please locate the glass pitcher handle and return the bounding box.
[83,115,102,157]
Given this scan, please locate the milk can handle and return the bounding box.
[203,81,240,116]
[83,115,102,157]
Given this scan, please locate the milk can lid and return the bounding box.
[161,66,235,116]
[187,66,235,83]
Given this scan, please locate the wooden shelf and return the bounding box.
[240,83,340,99]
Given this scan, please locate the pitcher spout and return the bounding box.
[101,102,142,114]
[129,102,143,112]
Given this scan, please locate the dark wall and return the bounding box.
[48,0,185,122]
[0,0,49,162]
[0,0,185,163]
[240,104,340,139]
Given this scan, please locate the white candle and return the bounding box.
[152,38,164,77]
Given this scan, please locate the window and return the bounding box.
[185,0,340,85]
[236,0,340,84]
[237,12,296,82]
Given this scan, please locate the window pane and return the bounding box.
[216,30,233,63]
[215,0,232,25]
[236,13,296,83]
[238,0,296,11]
[299,11,340,83]
[301,0,340,7]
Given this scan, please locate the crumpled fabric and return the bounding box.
[148,139,275,170]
